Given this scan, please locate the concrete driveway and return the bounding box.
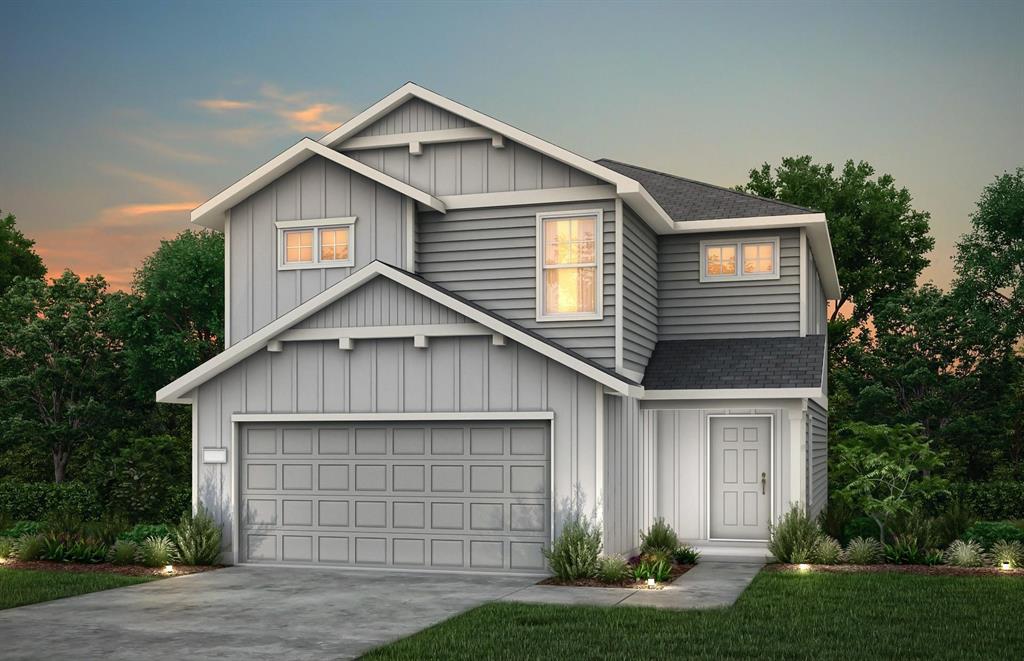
[0,566,537,660]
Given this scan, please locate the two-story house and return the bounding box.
[158,83,838,572]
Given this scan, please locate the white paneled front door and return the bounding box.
[709,416,772,541]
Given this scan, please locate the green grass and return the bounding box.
[0,568,154,610]
[363,571,1024,660]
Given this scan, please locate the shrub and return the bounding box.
[990,540,1023,568]
[0,481,101,522]
[673,544,701,565]
[845,537,883,565]
[945,539,987,567]
[842,517,881,544]
[15,534,46,561]
[963,521,1024,551]
[884,534,929,565]
[543,515,602,581]
[956,481,1024,521]
[108,540,140,565]
[0,537,14,559]
[933,499,976,547]
[171,507,222,565]
[118,523,171,546]
[0,521,43,538]
[640,518,679,555]
[632,558,672,582]
[812,536,844,565]
[924,549,945,566]
[139,535,177,568]
[769,504,822,563]
[596,554,631,583]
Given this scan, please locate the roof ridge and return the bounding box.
[596,158,816,214]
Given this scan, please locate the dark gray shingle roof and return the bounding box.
[642,336,826,390]
[596,158,816,222]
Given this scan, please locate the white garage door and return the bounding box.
[239,421,551,573]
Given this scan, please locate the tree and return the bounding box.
[741,157,934,324]
[0,271,120,482]
[953,167,1024,349]
[0,210,46,296]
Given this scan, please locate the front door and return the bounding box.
[709,416,772,540]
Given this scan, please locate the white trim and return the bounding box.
[706,413,774,543]
[439,186,615,211]
[190,138,446,230]
[223,213,231,348]
[698,236,780,283]
[275,216,356,229]
[799,227,808,337]
[235,562,548,578]
[614,198,624,373]
[275,323,489,343]
[404,199,415,271]
[231,411,555,423]
[535,208,604,322]
[594,385,605,550]
[191,391,198,512]
[277,225,355,270]
[157,261,637,404]
[788,403,807,510]
[643,388,823,400]
[339,126,499,152]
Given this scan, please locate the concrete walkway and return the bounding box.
[501,561,763,610]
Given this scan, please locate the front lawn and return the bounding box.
[364,571,1024,660]
[0,568,154,610]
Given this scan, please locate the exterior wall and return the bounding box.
[295,277,468,329]
[193,335,602,556]
[621,205,659,375]
[658,228,801,340]
[416,200,618,368]
[805,249,827,336]
[602,395,656,555]
[345,140,601,198]
[642,400,797,542]
[807,399,828,518]
[354,98,474,136]
[227,155,411,345]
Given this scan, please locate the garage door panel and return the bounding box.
[240,421,550,573]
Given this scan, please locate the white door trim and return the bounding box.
[706,413,774,543]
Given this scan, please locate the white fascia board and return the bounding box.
[189,138,446,230]
[275,323,488,342]
[439,185,615,210]
[232,411,555,423]
[157,261,637,403]
[641,387,824,400]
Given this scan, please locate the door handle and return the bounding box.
[761,472,767,495]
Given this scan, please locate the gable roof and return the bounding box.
[642,335,826,391]
[157,261,639,404]
[190,138,446,230]
[596,159,817,222]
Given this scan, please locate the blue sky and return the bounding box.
[1,0,1020,288]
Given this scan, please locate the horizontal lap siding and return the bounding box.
[603,395,655,555]
[807,400,828,518]
[621,206,659,375]
[416,201,617,368]
[658,228,801,340]
[228,156,409,345]
[296,278,468,329]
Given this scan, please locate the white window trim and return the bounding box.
[699,236,780,283]
[535,208,604,322]
[276,217,357,270]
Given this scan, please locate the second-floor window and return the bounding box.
[700,237,779,282]
[277,218,356,269]
[536,210,603,321]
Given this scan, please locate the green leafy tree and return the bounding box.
[0,271,120,482]
[741,157,933,324]
[831,422,949,543]
[0,210,46,296]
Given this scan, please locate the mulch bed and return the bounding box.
[539,563,694,589]
[0,559,224,577]
[768,563,1024,577]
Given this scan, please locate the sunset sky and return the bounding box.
[1,0,1021,290]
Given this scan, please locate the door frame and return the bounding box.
[705,413,775,543]
[229,411,556,568]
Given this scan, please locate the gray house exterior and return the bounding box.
[159,83,839,572]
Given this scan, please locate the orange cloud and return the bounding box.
[279,103,343,133]
[195,98,256,112]
[197,83,350,138]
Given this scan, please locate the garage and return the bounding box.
[238,420,551,573]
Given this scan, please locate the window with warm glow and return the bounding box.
[320,228,350,262]
[284,230,314,264]
[538,213,600,319]
[702,238,778,281]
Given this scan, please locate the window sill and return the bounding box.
[278,260,354,271]
[535,311,604,323]
[699,272,781,284]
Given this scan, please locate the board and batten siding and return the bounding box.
[416,200,617,368]
[296,277,468,330]
[621,205,659,375]
[194,335,601,554]
[354,98,474,137]
[805,250,827,336]
[603,395,656,555]
[658,228,801,340]
[807,399,828,519]
[227,155,411,345]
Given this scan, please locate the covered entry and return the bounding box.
[238,420,551,573]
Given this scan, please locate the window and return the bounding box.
[536,210,602,320]
[700,238,779,282]
[276,217,356,270]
